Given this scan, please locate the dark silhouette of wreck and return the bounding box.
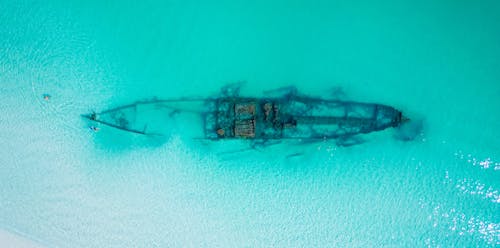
[82,85,410,146]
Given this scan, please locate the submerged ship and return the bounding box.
[82,85,413,146]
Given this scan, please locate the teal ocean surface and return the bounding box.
[1,0,499,247]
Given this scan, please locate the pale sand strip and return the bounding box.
[0,229,44,248]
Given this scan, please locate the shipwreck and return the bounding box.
[82,85,414,146]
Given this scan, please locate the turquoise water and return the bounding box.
[1,0,499,246]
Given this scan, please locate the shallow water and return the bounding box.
[1,0,499,247]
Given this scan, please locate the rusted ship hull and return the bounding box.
[82,92,406,144]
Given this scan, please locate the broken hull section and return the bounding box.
[82,99,206,137]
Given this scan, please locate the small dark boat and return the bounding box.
[82,85,410,145]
